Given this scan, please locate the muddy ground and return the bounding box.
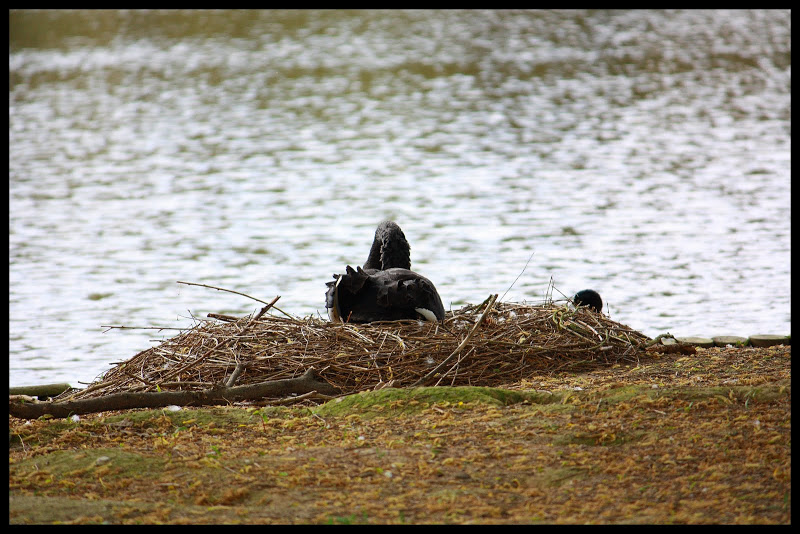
[9,344,791,524]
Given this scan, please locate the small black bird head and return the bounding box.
[573,289,603,313]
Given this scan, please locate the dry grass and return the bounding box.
[63,295,650,403]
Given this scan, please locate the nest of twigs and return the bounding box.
[65,295,651,403]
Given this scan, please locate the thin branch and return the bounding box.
[101,325,187,333]
[500,251,535,303]
[207,313,239,322]
[177,281,271,305]
[176,281,295,318]
[224,363,246,388]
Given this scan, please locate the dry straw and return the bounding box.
[65,293,650,404]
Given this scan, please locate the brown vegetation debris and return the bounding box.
[60,298,650,404]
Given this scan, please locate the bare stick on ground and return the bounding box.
[9,368,338,420]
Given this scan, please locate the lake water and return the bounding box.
[9,10,791,387]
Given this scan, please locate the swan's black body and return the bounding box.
[573,289,603,313]
[326,221,445,323]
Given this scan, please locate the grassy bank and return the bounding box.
[9,345,791,524]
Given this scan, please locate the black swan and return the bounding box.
[325,221,445,323]
[572,289,603,313]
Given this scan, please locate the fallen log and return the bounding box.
[9,368,338,420]
[9,383,73,399]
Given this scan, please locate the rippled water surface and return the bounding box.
[9,10,791,386]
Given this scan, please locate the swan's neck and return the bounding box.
[363,224,411,270]
[363,238,383,271]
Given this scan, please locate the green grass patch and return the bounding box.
[313,386,562,418]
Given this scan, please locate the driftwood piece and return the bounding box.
[8,383,73,399]
[9,368,337,420]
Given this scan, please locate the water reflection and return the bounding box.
[9,10,791,386]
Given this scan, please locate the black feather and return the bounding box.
[326,222,444,323]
